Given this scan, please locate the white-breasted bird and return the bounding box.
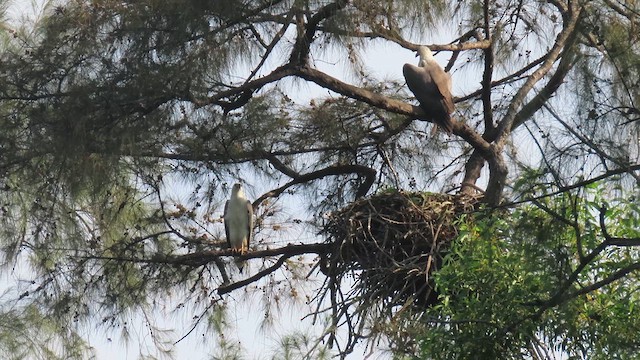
[402,46,455,133]
[223,183,253,272]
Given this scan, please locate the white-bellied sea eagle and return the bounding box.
[403,46,455,133]
[223,183,253,272]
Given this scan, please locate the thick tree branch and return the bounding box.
[510,200,640,329]
[570,262,640,297]
[484,151,508,205]
[600,205,640,246]
[289,0,349,65]
[188,64,297,107]
[483,3,582,204]
[296,66,416,116]
[460,152,486,195]
[266,153,301,178]
[295,66,493,158]
[405,40,492,52]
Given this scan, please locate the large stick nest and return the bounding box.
[318,190,480,353]
[323,190,479,306]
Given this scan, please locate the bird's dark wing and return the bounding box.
[223,200,231,248]
[245,200,253,249]
[403,63,455,133]
[426,63,455,114]
[404,65,444,111]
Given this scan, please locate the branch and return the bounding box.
[266,153,300,178]
[175,242,331,263]
[289,0,349,65]
[316,24,491,52]
[456,54,547,103]
[483,3,582,203]
[406,40,492,52]
[189,64,297,107]
[542,102,640,183]
[80,242,331,266]
[517,204,640,317]
[253,164,377,207]
[217,256,287,295]
[481,0,495,132]
[218,243,332,295]
[295,66,493,158]
[296,66,415,116]
[600,205,640,247]
[570,262,640,298]
[495,3,582,146]
[512,32,578,129]
[484,150,508,206]
[504,163,640,207]
[244,11,294,84]
[510,257,640,336]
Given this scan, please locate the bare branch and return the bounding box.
[495,4,582,146]
[244,12,295,84]
[289,0,349,65]
[217,256,287,295]
[266,154,301,179]
[189,64,297,108]
[512,36,578,129]
[253,164,377,207]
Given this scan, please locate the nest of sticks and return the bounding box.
[322,190,480,309]
[317,190,480,354]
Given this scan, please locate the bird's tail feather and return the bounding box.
[234,258,246,273]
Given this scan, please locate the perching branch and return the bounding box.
[295,66,493,158]
[81,242,330,264]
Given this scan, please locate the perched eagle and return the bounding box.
[223,183,253,272]
[402,46,455,133]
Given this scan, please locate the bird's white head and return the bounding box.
[416,46,434,65]
[231,183,244,197]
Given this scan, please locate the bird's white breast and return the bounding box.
[225,197,250,248]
